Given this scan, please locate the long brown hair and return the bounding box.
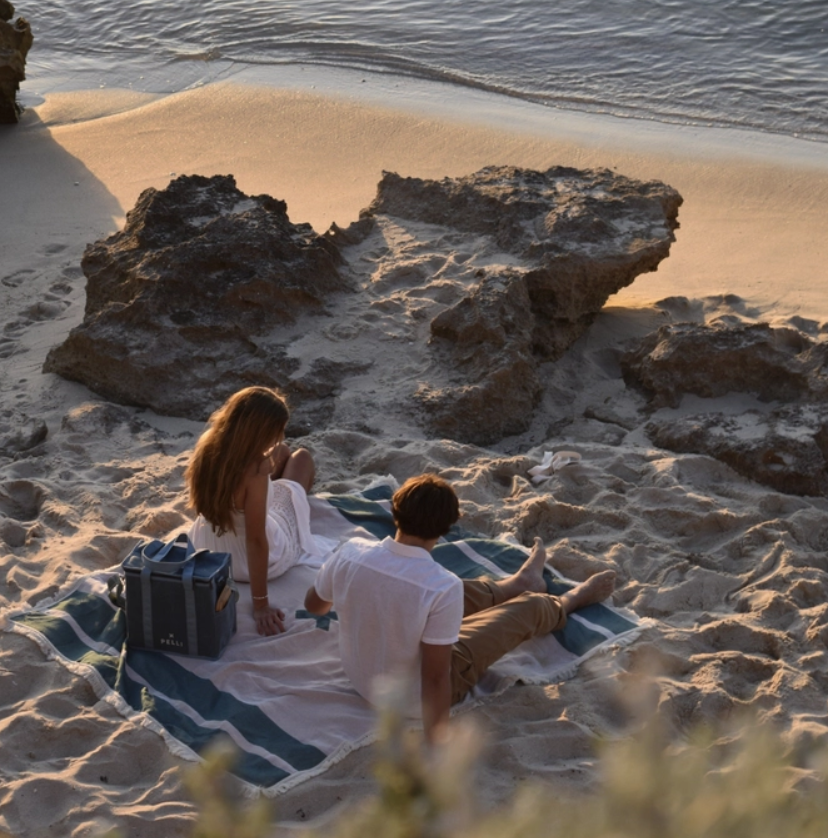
[186,387,289,535]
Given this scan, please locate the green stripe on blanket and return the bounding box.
[5,488,644,796]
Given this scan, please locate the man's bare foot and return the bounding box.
[559,570,616,614]
[497,537,549,600]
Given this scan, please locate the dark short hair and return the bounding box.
[391,474,459,540]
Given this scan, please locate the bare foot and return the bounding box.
[497,537,549,599]
[559,570,616,614]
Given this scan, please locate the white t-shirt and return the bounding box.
[313,536,464,714]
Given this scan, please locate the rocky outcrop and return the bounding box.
[372,166,682,358]
[621,322,828,409]
[622,320,828,497]
[44,175,348,426]
[417,269,542,442]
[0,1,33,124]
[45,167,682,443]
[356,165,682,443]
[646,406,828,497]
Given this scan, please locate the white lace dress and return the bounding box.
[188,478,324,581]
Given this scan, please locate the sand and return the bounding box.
[1,68,828,837]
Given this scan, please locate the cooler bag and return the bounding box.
[121,532,238,659]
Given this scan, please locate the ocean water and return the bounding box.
[21,0,828,143]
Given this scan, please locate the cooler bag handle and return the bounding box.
[141,532,209,569]
[182,560,199,657]
[140,562,154,649]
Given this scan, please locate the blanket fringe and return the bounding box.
[4,618,203,765]
[259,729,381,799]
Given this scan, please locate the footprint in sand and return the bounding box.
[49,281,74,297]
[23,300,72,322]
[1,284,74,350]
[0,338,18,359]
[787,315,820,336]
[0,411,48,456]
[42,242,70,255]
[48,266,83,299]
[1,268,36,289]
[60,264,83,279]
[0,480,46,523]
[2,317,30,338]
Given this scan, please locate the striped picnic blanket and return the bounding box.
[4,485,644,796]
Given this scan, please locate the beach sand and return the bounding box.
[1,72,828,836]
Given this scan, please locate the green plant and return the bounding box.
[184,738,273,838]
[180,700,828,838]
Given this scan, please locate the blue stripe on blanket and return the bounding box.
[15,610,123,687]
[121,650,327,783]
[325,494,396,540]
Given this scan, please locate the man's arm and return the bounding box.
[304,586,332,616]
[420,642,453,744]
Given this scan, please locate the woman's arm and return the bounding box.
[264,442,291,480]
[243,466,286,636]
[304,586,332,615]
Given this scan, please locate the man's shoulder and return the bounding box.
[336,535,387,560]
[336,537,460,591]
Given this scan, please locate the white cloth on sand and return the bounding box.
[188,478,330,580]
[527,450,582,483]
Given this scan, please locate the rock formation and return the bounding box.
[44,175,349,427]
[621,322,828,409]
[646,406,828,497]
[348,166,682,443]
[0,1,33,124]
[623,320,828,497]
[371,166,682,358]
[420,268,542,442]
[45,167,682,443]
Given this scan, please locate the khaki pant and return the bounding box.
[449,580,568,705]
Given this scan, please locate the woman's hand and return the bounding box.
[254,604,286,636]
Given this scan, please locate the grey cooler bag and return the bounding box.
[120,532,237,659]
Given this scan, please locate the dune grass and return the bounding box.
[181,704,828,838]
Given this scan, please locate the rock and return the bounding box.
[416,269,542,443]
[621,322,828,409]
[44,174,348,423]
[371,167,681,358]
[624,320,828,496]
[0,2,33,124]
[359,165,681,443]
[646,406,828,497]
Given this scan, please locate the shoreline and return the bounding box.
[22,58,828,160]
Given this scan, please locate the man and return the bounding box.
[305,473,615,742]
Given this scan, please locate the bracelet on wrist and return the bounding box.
[252,595,269,602]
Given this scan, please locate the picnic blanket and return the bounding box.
[3,485,646,796]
